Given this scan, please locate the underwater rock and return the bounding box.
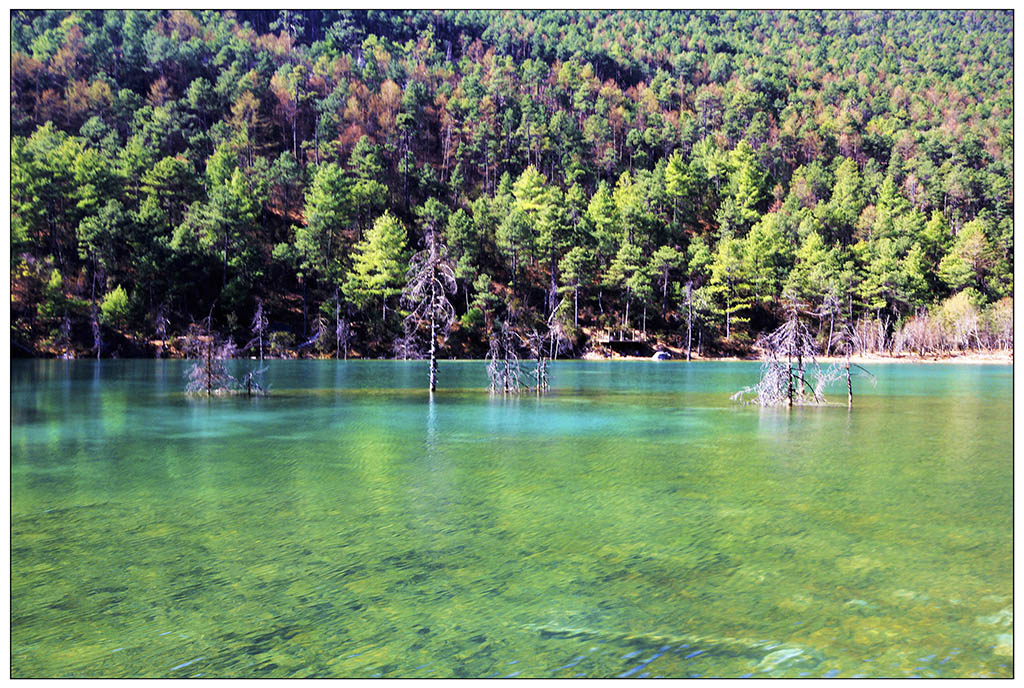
[755,647,824,674]
[993,634,1012,657]
[976,608,1012,627]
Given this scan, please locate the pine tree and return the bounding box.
[344,211,410,321]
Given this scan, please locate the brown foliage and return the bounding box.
[35,89,64,126]
[158,10,203,41]
[50,24,86,80]
[148,76,174,107]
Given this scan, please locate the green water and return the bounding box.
[10,360,1013,678]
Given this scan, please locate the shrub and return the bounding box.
[268,330,295,357]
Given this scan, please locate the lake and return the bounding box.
[10,359,1012,678]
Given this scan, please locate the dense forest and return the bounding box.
[10,9,1014,360]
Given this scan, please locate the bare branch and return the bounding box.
[733,306,869,407]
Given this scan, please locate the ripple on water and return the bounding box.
[9,361,1012,679]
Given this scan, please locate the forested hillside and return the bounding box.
[10,9,1013,359]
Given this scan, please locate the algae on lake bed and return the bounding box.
[10,360,1012,677]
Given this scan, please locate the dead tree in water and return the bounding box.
[184,316,268,397]
[153,305,169,359]
[251,297,268,362]
[336,315,351,360]
[486,319,526,394]
[524,302,572,393]
[184,319,237,396]
[823,324,876,407]
[524,329,550,392]
[487,305,568,395]
[244,298,270,393]
[91,304,103,359]
[402,219,457,392]
[239,364,268,396]
[732,305,872,407]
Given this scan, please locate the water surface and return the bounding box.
[11,360,1012,677]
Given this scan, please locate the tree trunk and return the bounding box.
[549,262,557,317]
[574,285,578,328]
[662,273,668,317]
[206,339,212,396]
[797,352,805,402]
[429,303,437,392]
[624,291,630,334]
[686,282,693,361]
[441,122,451,182]
[846,361,853,407]
[403,135,411,212]
[314,113,320,165]
[511,246,518,296]
[787,350,793,407]
[825,312,835,357]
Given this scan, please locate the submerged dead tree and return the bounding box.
[91,304,102,359]
[244,299,270,394]
[402,214,457,392]
[524,302,572,393]
[153,305,169,359]
[732,305,872,407]
[487,305,569,395]
[184,316,266,397]
[823,324,876,406]
[486,318,526,394]
[184,319,237,396]
[250,297,268,362]
[239,364,268,396]
[524,328,550,392]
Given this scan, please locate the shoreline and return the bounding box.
[580,351,1013,365]
[14,350,1013,366]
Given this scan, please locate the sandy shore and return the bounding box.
[825,352,1012,365]
[581,350,1013,365]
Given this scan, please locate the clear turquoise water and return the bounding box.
[10,360,1013,678]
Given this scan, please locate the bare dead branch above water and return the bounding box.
[732,304,873,407]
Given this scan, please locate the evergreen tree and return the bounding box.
[709,235,753,339]
[296,162,353,286]
[344,211,409,320]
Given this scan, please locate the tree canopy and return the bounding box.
[10,9,1013,359]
